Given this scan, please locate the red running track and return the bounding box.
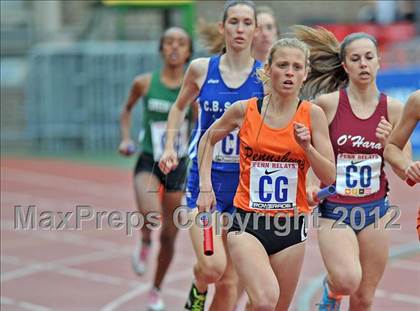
[1,157,419,311]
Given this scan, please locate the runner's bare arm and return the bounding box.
[385,93,420,180]
[119,74,151,155]
[120,74,150,141]
[159,58,208,173]
[303,104,336,185]
[164,58,208,152]
[314,92,339,125]
[306,168,321,206]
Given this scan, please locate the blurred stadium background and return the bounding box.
[1,0,419,158]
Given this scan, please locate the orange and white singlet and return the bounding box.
[233,97,312,216]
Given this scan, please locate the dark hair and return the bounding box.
[293,25,379,98]
[256,5,279,36]
[159,27,194,62]
[218,0,257,54]
[340,32,377,61]
[199,2,270,55]
[222,0,257,24]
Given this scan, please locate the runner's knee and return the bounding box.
[351,291,374,309]
[251,297,278,311]
[194,259,225,284]
[330,271,361,295]
[250,286,279,311]
[214,277,239,301]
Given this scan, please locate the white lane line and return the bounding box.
[390,259,420,272]
[0,296,14,305]
[2,168,132,200]
[1,191,134,225]
[53,250,125,266]
[58,267,127,286]
[1,264,46,282]
[1,191,49,203]
[1,296,52,311]
[1,250,121,282]
[1,255,23,265]
[0,220,139,253]
[2,251,193,288]
[164,287,188,299]
[296,241,420,311]
[1,255,143,288]
[1,218,135,253]
[376,289,420,305]
[100,283,152,311]
[390,231,420,243]
[1,192,90,215]
[389,293,420,305]
[18,302,53,311]
[164,268,193,282]
[100,268,193,311]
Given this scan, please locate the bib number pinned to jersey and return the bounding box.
[336,153,381,197]
[249,161,298,210]
[212,128,240,163]
[151,121,188,161]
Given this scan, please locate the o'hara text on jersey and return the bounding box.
[337,134,382,150]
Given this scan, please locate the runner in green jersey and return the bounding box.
[119,27,194,311]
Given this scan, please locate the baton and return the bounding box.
[406,178,416,187]
[315,185,336,201]
[203,215,214,256]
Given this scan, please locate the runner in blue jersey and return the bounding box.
[159,1,263,310]
[186,45,263,214]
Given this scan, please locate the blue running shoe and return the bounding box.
[317,277,342,311]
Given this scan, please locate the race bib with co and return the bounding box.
[336,153,381,197]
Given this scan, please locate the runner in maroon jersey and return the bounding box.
[294,26,412,311]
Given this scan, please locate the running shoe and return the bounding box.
[184,282,207,311]
[317,277,342,311]
[131,240,151,275]
[147,287,165,311]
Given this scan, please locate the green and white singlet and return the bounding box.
[140,71,192,161]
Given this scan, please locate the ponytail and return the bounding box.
[292,25,348,98]
[197,19,225,54]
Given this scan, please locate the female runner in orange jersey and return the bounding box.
[196,38,336,311]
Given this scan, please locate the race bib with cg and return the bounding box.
[249,161,298,211]
[336,153,381,197]
[151,121,188,161]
